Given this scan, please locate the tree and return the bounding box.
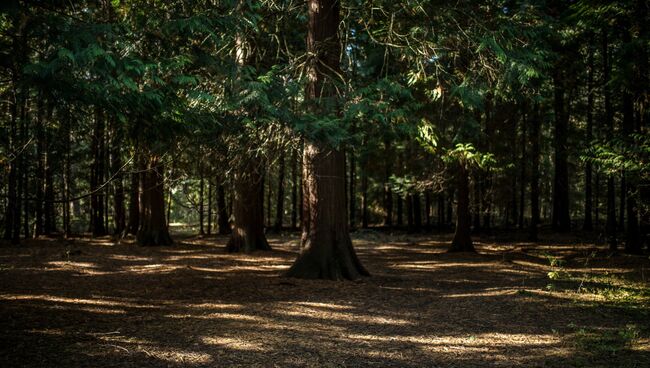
[285,0,368,280]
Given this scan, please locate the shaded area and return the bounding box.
[0,233,648,367]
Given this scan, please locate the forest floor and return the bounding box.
[1,231,649,368]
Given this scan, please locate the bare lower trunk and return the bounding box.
[450,165,474,252]
[226,160,270,252]
[136,155,173,246]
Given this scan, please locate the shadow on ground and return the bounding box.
[1,232,648,367]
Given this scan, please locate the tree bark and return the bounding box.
[291,150,298,230]
[450,164,474,252]
[383,139,393,228]
[217,182,230,235]
[285,0,368,280]
[603,29,617,250]
[111,117,126,235]
[552,67,571,232]
[226,159,270,252]
[274,152,285,232]
[584,34,595,231]
[126,150,141,235]
[136,154,173,246]
[90,107,107,236]
[529,103,541,241]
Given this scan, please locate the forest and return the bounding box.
[0,0,649,367]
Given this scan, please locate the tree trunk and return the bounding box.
[518,106,527,229]
[207,179,212,235]
[450,164,474,252]
[552,67,571,232]
[90,107,107,236]
[348,145,356,229]
[217,182,230,235]
[226,159,270,252]
[274,152,285,232]
[291,150,298,230]
[111,117,125,235]
[285,0,368,280]
[360,157,368,229]
[529,103,541,241]
[383,139,393,228]
[126,151,141,235]
[199,159,205,235]
[136,154,173,246]
[413,193,422,232]
[603,30,617,250]
[584,34,595,231]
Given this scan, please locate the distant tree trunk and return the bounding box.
[291,150,298,230]
[43,104,55,234]
[634,0,648,250]
[473,174,481,231]
[424,190,431,229]
[348,145,356,229]
[436,191,445,230]
[529,103,541,241]
[63,110,72,238]
[619,175,626,231]
[136,154,173,246]
[413,193,422,232]
[111,117,125,235]
[621,39,641,252]
[584,34,595,231]
[207,180,212,235]
[603,30,617,250]
[217,182,230,235]
[4,72,20,244]
[518,107,527,229]
[126,150,141,235]
[90,107,107,236]
[450,164,474,252]
[199,159,205,235]
[274,152,285,232]
[226,159,270,252]
[447,188,453,226]
[35,94,45,237]
[552,67,571,232]
[265,172,271,228]
[383,139,393,228]
[396,195,403,227]
[20,88,29,239]
[285,0,368,280]
[360,152,369,229]
[406,194,414,232]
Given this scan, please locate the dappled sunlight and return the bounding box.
[1,233,648,367]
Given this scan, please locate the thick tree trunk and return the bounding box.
[274,152,285,232]
[450,165,474,252]
[136,154,173,246]
[285,0,367,280]
[226,160,270,252]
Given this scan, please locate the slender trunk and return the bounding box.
[424,190,431,230]
[413,192,422,232]
[552,67,571,231]
[274,152,285,232]
[348,145,356,229]
[383,139,393,227]
[529,103,541,241]
[406,194,414,232]
[603,30,617,250]
[207,179,212,235]
[63,110,72,238]
[473,174,481,231]
[291,150,298,230]
[265,171,271,228]
[584,34,595,231]
[126,149,141,235]
[199,159,205,235]
[217,182,230,235]
[360,155,368,229]
[111,117,125,235]
[35,95,45,236]
[518,106,527,229]
[437,192,445,230]
[90,107,107,236]
[285,0,367,280]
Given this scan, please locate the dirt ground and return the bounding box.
[1,231,649,367]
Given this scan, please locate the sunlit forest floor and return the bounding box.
[1,231,649,367]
